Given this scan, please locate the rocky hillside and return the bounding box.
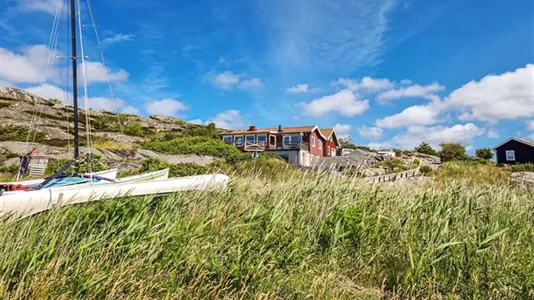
[0,87,212,148]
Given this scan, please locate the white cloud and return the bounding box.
[375,104,441,128]
[121,106,140,115]
[487,129,500,139]
[205,71,262,91]
[287,84,310,93]
[465,145,474,153]
[145,98,189,116]
[0,45,57,84]
[261,0,395,73]
[81,61,129,83]
[24,83,138,114]
[25,83,70,102]
[390,123,485,149]
[205,71,240,89]
[333,123,351,138]
[102,33,135,46]
[206,109,244,129]
[298,89,370,117]
[238,78,263,90]
[367,142,384,150]
[357,125,383,140]
[526,120,534,131]
[444,64,534,122]
[377,82,444,102]
[0,45,129,85]
[17,0,63,15]
[0,79,13,87]
[335,77,394,92]
[188,119,204,125]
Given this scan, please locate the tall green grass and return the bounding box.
[0,173,532,299]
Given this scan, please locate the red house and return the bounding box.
[221,125,340,166]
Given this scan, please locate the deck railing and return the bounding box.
[281,141,309,151]
[244,141,266,151]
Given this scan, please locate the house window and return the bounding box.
[318,140,322,150]
[327,146,330,155]
[283,135,301,144]
[311,137,316,147]
[223,136,232,145]
[246,135,255,145]
[270,135,276,146]
[234,135,243,146]
[505,150,515,161]
[257,134,267,145]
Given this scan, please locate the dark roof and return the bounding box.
[492,137,534,149]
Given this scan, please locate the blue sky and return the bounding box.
[0,0,532,152]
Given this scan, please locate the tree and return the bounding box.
[415,142,438,156]
[339,137,357,149]
[475,148,494,160]
[439,142,467,162]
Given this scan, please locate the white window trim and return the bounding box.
[234,135,244,146]
[311,137,316,147]
[318,140,322,150]
[223,135,233,145]
[505,150,516,161]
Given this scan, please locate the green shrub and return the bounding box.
[183,122,220,139]
[142,136,242,158]
[419,165,433,175]
[415,142,438,156]
[0,164,19,174]
[123,122,145,137]
[0,125,44,142]
[434,161,509,184]
[475,148,494,160]
[45,154,108,176]
[511,163,534,172]
[378,159,410,172]
[412,159,420,167]
[439,142,467,162]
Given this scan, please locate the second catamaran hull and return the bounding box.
[0,169,119,186]
[0,174,229,218]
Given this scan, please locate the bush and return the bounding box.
[419,165,433,176]
[412,159,420,167]
[142,136,242,158]
[183,122,220,139]
[0,164,19,174]
[439,142,467,162]
[475,148,494,160]
[45,154,108,176]
[434,161,509,184]
[0,125,44,142]
[378,159,410,173]
[415,142,438,156]
[511,163,534,172]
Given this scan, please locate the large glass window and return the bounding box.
[311,137,316,147]
[283,135,301,144]
[223,136,232,145]
[246,135,255,144]
[257,134,267,144]
[234,135,243,146]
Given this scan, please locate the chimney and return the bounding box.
[278,125,282,132]
[249,125,257,131]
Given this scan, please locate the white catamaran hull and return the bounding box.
[0,174,229,218]
[0,169,119,186]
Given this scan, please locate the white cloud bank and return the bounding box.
[298,90,369,117]
[145,98,189,117]
[204,71,262,90]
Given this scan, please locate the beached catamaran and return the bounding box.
[0,0,229,218]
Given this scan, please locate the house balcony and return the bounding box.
[244,141,266,151]
[280,141,309,151]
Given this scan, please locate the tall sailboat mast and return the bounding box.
[70,0,80,172]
